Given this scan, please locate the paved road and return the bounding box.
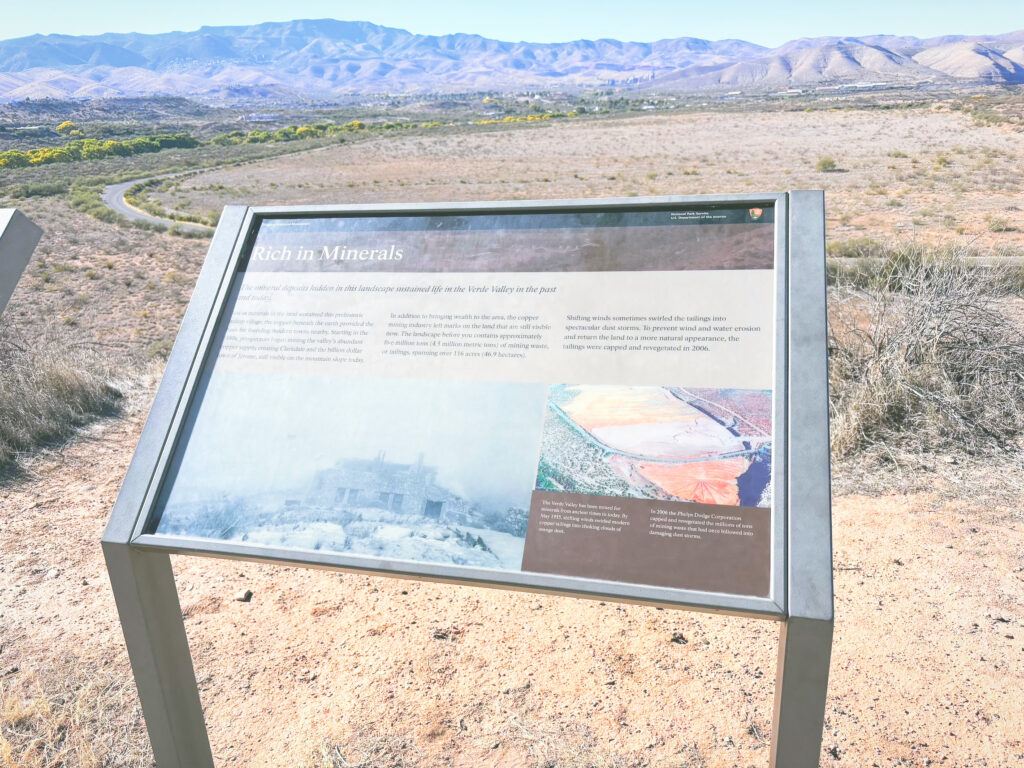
[100,144,342,235]
[101,173,213,234]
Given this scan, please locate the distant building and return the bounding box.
[306,452,465,521]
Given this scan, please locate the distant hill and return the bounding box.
[0,19,1022,102]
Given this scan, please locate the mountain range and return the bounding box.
[1,19,1023,102]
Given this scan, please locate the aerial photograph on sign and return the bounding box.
[536,384,772,507]
[155,373,548,570]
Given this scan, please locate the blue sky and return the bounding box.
[2,1,1022,46]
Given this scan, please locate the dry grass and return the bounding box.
[0,656,148,768]
[495,718,635,768]
[0,324,123,475]
[1,107,1022,767]
[309,729,422,768]
[156,108,1024,251]
[828,245,1024,463]
[308,719,669,768]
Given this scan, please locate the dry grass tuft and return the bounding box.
[0,324,123,475]
[495,717,651,768]
[0,655,148,768]
[310,729,422,768]
[828,245,1024,462]
[307,717,665,768]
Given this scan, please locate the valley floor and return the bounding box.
[2,104,1024,767]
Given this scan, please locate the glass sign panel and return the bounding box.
[148,206,777,598]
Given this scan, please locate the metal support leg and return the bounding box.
[770,616,833,768]
[103,543,215,768]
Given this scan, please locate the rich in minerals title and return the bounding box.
[250,244,405,261]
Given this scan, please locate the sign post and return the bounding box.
[771,190,833,766]
[104,193,832,767]
[0,208,43,316]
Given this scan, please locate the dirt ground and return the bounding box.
[153,108,1024,250]
[5,106,1024,366]
[2,406,1022,767]
[0,201,205,363]
[2,106,1024,767]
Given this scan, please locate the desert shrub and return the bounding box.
[9,181,69,199]
[0,133,199,168]
[826,237,889,259]
[214,124,329,146]
[166,225,212,240]
[210,130,245,145]
[828,246,1024,460]
[0,325,123,473]
[0,654,148,768]
[815,156,838,172]
[0,150,30,168]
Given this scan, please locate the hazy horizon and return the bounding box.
[2,1,1022,48]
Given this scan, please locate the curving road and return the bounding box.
[101,173,213,234]
[101,143,340,235]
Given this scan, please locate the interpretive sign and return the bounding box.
[0,208,43,316]
[152,205,779,601]
[104,193,832,768]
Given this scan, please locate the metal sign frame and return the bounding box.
[130,196,790,617]
[103,191,832,768]
[0,208,43,316]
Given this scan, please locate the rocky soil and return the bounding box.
[3,105,1024,767]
